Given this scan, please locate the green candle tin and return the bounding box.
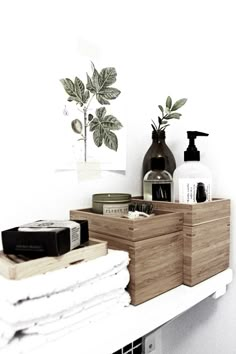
[92,193,131,216]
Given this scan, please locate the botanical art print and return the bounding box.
[60,63,124,169]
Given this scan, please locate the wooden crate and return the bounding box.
[132,197,230,286]
[0,239,107,280]
[70,208,183,305]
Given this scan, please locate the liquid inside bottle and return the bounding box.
[143,157,173,201]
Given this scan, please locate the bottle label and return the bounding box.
[152,183,172,201]
[103,203,129,216]
[19,220,81,250]
[178,178,211,203]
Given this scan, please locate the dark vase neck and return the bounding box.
[152,130,166,142]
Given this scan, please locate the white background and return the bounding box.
[0,1,235,353]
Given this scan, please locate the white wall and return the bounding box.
[0,0,235,353]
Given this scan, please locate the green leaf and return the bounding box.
[166,113,182,119]
[104,130,118,151]
[74,77,85,96]
[87,64,120,105]
[158,117,162,125]
[92,65,100,91]
[171,98,187,111]
[99,67,117,87]
[82,90,90,104]
[99,87,121,100]
[101,115,123,130]
[71,119,83,134]
[93,126,103,147]
[96,107,106,120]
[158,105,164,115]
[96,94,110,105]
[165,107,171,114]
[166,96,172,109]
[161,124,170,130]
[67,96,83,105]
[89,117,99,132]
[86,73,96,93]
[60,78,75,96]
[151,120,158,131]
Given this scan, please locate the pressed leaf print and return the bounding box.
[60,62,122,162]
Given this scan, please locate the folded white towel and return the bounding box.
[0,268,130,326]
[0,249,131,352]
[24,291,130,335]
[0,250,129,305]
[0,292,130,354]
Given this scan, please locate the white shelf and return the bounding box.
[33,268,233,354]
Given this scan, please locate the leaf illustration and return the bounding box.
[96,107,106,120]
[60,78,75,96]
[90,109,122,151]
[101,115,123,130]
[93,126,103,147]
[89,64,121,105]
[166,96,172,109]
[71,119,83,134]
[60,78,84,106]
[171,98,187,111]
[67,96,75,102]
[86,73,96,93]
[104,130,118,151]
[82,90,90,104]
[89,118,99,132]
[92,66,100,91]
[99,67,117,87]
[74,77,85,105]
[96,94,110,105]
[60,63,122,158]
[75,77,85,96]
[99,87,121,100]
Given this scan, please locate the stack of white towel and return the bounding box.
[0,250,130,353]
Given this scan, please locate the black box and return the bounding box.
[1,220,89,257]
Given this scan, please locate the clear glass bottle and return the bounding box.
[142,130,176,178]
[143,157,173,201]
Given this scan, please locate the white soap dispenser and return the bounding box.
[173,131,212,203]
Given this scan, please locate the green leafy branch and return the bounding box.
[152,96,187,132]
[60,63,122,162]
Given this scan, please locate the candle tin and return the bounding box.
[92,193,131,216]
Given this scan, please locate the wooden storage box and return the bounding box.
[133,198,230,286]
[70,208,183,305]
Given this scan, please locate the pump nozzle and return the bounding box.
[184,131,209,161]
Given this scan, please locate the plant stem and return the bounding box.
[82,94,95,162]
[87,93,95,109]
[83,107,87,162]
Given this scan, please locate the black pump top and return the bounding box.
[184,131,209,161]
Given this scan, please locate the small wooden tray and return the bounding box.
[0,238,107,280]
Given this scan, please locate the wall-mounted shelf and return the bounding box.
[33,268,233,354]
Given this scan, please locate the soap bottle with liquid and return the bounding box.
[173,131,212,203]
[143,157,173,201]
